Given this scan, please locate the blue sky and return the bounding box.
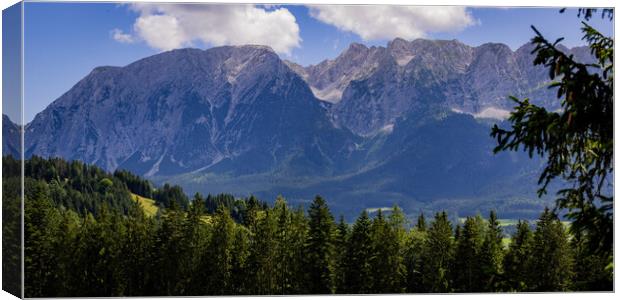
[15,3,614,123]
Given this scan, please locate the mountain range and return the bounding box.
[4,38,592,220]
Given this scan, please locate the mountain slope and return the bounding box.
[288,38,593,136]
[13,38,588,219]
[2,114,20,158]
[25,46,358,177]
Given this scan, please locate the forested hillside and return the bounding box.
[4,156,611,297]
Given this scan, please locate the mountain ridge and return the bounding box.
[286,38,592,136]
[6,38,590,218]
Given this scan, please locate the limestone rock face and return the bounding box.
[24,46,356,176]
[288,38,590,136]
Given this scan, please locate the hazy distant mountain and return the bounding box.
[11,38,591,219]
[2,114,20,158]
[287,38,593,136]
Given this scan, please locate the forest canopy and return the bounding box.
[3,156,611,297]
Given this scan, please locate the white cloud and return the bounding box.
[111,28,134,43]
[308,5,477,41]
[134,14,187,50]
[474,107,511,120]
[119,4,301,54]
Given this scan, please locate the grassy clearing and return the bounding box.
[498,219,519,227]
[502,237,512,248]
[130,193,214,223]
[131,193,159,217]
[458,217,520,227]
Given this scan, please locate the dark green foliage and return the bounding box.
[273,196,298,294]
[18,156,607,296]
[2,158,22,297]
[491,9,613,257]
[152,183,189,210]
[527,208,574,291]
[453,215,485,292]
[342,210,373,294]
[571,240,613,291]
[245,206,277,295]
[229,223,251,294]
[403,224,427,293]
[479,211,504,291]
[416,212,427,231]
[304,196,337,294]
[333,215,349,293]
[148,203,186,295]
[24,156,136,214]
[121,205,156,296]
[114,169,154,198]
[24,185,64,297]
[421,211,454,292]
[178,196,209,295]
[370,208,406,293]
[206,207,236,294]
[203,193,267,224]
[503,220,534,291]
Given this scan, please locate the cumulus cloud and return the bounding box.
[117,4,301,54]
[111,28,134,43]
[308,5,476,41]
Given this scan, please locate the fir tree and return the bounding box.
[528,208,574,291]
[453,215,485,292]
[480,211,504,291]
[503,220,533,291]
[334,215,350,293]
[421,211,454,292]
[342,210,373,294]
[403,226,427,293]
[206,206,236,294]
[416,212,427,232]
[304,196,337,294]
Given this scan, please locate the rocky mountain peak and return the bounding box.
[23,44,345,175]
[387,37,410,50]
[344,42,369,53]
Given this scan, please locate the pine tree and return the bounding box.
[24,183,63,297]
[53,209,80,296]
[246,206,277,294]
[368,206,407,293]
[503,220,533,291]
[180,195,209,295]
[230,225,251,294]
[571,230,613,291]
[334,215,349,293]
[386,205,407,292]
[416,212,427,232]
[288,206,310,293]
[421,211,454,292]
[453,215,485,292]
[403,226,427,293]
[369,209,392,293]
[304,196,337,294]
[273,196,302,294]
[206,206,236,295]
[121,203,156,296]
[147,203,186,295]
[342,210,373,293]
[528,208,574,291]
[479,211,504,291]
[404,212,428,292]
